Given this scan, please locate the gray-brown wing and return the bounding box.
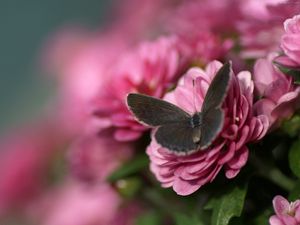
[127,93,190,127]
[201,62,232,113]
[155,123,201,154]
[200,107,224,149]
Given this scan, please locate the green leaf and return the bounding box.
[275,63,300,84]
[173,213,204,225]
[228,217,243,225]
[281,115,300,137]
[206,184,247,225]
[204,198,217,210]
[250,208,272,225]
[134,211,162,225]
[107,155,148,182]
[289,180,300,201]
[289,140,300,178]
[115,177,142,198]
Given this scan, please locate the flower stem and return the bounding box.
[249,154,295,192]
[265,168,295,192]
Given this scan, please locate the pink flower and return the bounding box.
[42,0,170,136]
[269,195,300,225]
[109,0,171,40]
[281,14,300,66]
[240,0,288,21]
[43,28,133,136]
[68,132,133,182]
[274,54,300,69]
[147,61,269,195]
[177,31,233,65]
[253,54,300,128]
[27,181,122,225]
[0,121,62,215]
[111,201,143,225]
[164,0,237,62]
[92,36,193,142]
[166,0,242,35]
[238,0,300,58]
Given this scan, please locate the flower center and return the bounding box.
[286,202,298,217]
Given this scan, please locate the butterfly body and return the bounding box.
[126,62,232,155]
[191,113,202,144]
[191,113,202,128]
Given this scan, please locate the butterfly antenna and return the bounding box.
[192,79,197,113]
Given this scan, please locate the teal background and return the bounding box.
[0,0,112,133]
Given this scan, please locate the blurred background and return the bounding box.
[2,1,300,225]
[0,0,113,133]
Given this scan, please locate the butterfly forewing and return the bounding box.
[200,108,224,149]
[155,123,201,154]
[127,93,190,126]
[201,62,231,113]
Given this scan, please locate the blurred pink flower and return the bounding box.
[43,28,133,136]
[42,0,171,76]
[269,195,300,225]
[238,0,300,58]
[42,1,238,139]
[147,61,269,195]
[281,14,300,66]
[253,54,300,128]
[0,122,62,215]
[109,0,171,40]
[177,31,233,65]
[42,0,171,136]
[166,0,242,35]
[164,0,237,63]
[92,36,192,142]
[274,55,300,69]
[68,131,133,182]
[27,181,122,225]
[111,201,143,225]
[240,0,288,21]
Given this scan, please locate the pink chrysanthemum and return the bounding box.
[43,28,133,136]
[92,36,192,142]
[166,0,241,34]
[26,181,122,225]
[269,195,300,225]
[253,54,300,128]
[281,14,300,66]
[146,61,269,195]
[68,132,133,182]
[238,0,300,58]
[92,34,232,142]
[0,122,62,215]
[164,0,236,63]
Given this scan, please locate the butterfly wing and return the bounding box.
[127,93,190,126]
[200,107,224,149]
[198,62,231,149]
[127,93,201,153]
[155,123,201,154]
[201,62,232,113]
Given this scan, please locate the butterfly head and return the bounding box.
[190,113,202,128]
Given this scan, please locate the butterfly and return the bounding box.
[126,62,232,155]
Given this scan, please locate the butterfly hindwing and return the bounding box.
[200,107,224,149]
[127,93,190,126]
[155,123,201,154]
